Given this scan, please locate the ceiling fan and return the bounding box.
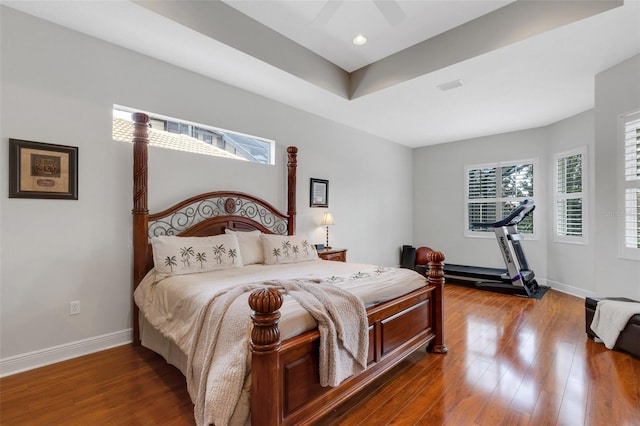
[313,0,406,27]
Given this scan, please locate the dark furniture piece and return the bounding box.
[317,247,347,262]
[585,297,640,358]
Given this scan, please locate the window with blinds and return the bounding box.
[621,111,640,259]
[554,147,586,243]
[465,160,536,237]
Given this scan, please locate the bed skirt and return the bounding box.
[140,315,189,375]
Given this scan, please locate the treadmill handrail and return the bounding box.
[471,199,535,228]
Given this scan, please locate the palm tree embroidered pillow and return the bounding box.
[151,234,243,278]
[260,234,318,265]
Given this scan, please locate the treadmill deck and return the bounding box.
[443,263,507,282]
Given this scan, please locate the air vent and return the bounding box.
[437,79,463,91]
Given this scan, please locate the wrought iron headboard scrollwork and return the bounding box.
[148,192,290,238]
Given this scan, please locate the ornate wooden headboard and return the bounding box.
[130,112,298,342]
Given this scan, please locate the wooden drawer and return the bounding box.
[318,248,347,262]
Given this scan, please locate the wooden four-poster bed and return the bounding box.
[130,112,447,425]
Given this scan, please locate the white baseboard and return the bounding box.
[546,279,597,299]
[0,329,132,377]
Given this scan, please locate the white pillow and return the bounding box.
[260,234,318,265]
[151,234,243,277]
[225,229,264,265]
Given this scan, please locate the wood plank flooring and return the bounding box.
[1,284,639,425]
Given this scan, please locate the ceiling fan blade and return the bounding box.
[372,0,406,26]
[313,1,343,26]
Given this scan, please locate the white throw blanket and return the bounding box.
[590,299,640,349]
[186,279,369,426]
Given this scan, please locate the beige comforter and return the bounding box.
[134,260,427,425]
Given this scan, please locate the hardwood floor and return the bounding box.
[1,284,639,425]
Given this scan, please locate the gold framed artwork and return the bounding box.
[9,139,78,200]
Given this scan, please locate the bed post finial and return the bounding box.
[249,287,283,425]
[249,287,283,352]
[132,112,150,345]
[427,250,448,354]
[287,146,297,236]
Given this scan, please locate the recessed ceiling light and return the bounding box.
[352,34,367,46]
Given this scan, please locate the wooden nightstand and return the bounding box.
[318,248,347,262]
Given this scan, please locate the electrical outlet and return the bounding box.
[69,300,81,316]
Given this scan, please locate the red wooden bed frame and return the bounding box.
[130,112,447,425]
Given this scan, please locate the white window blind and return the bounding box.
[467,167,497,226]
[465,160,536,237]
[554,147,586,243]
[621,111,640,258]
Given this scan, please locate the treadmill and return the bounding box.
[444,200,546,298]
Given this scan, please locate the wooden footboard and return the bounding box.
[249,252,447,425]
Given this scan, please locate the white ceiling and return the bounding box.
[3,0,640,148]
[222,0,517,72]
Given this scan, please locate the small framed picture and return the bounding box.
[9,139,79,200]
[310,178,329,208]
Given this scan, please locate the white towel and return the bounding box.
[590,299,640,349]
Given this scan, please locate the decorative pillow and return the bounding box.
[260,234,318,265]
[151,234,243,277]
[225,229,264,265]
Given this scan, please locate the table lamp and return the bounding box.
[321,212,335,249]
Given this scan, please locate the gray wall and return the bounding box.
[412,127,549,281]
[414,57,639,299]
[0,8,413,372]
[546,110,596,296]
[594,55,640,300]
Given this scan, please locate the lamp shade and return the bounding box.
[321,212,335,226]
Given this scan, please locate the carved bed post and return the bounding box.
[132,112,150,345]
[249,287,284,426]
[427,251,448,354]
[286,146,297,236]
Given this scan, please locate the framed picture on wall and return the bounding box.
[310,178,329,208]
[9,139,79,200]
